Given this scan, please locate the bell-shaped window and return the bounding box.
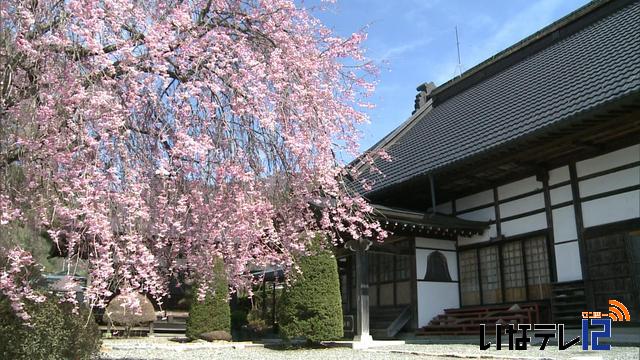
[424,251,452,282]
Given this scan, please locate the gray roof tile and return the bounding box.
[358,1,640,195]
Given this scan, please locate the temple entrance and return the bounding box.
[337,238,414,338]
[333,204,488,342]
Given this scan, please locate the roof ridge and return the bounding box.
[430,0,619,104]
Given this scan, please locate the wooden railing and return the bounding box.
[386,306,412,337]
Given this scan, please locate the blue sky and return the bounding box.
[307,0,590,157]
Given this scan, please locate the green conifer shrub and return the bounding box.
[278,235,343,342]
[186,257,231,340]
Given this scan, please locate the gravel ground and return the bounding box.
[380,343,640,359]
[101,346,418,360]
[100,338,640,360]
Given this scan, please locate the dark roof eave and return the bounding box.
[363,89,640,200]
[373,204,489,234]
[308,201,488,236]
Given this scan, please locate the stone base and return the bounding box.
[352,334,373,349]
[353,334,373,343]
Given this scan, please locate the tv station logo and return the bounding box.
[480,299,631,351]
[581,299,631,351]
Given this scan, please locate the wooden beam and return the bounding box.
[569,162,593,309]
[476,249,483,304]
[541,171,558,283]
[493,187,505,303]
[410,237,419,330]
[573,140,605,152]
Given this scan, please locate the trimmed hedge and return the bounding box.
[0,296,101,360]
[186,257,231,340]
[278,236,343,342]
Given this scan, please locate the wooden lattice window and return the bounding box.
[459,250,480,306]
[368,253,378,283]
[524,236,551,300]
[502,241,526,302]
[379,254,394,283]
[395,255,411,281]
[480,246,502,304]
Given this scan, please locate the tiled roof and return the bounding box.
[356,0,640,195]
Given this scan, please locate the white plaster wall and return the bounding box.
[456,190,493,211]
[549,166,570,185]
[415,237,460,327]
[576,144,640,177]
[497,176,542,200]
[415,237,456,250]
[550,185,573,205]
[428,202,454,214]
[582,190,640,227]
[417,282,459,327]
[579,166,640,198]
[416,248,458,281]
[501,212,547,236]
[552,205,578,243]
[449,144,639,287]
[457,206,495,222]
[555,241,582,281]
[499,193,545,218]
[436,201,453,214]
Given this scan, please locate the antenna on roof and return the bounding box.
[454,26,465,78]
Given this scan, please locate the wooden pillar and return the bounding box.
[540,171,558,283]
[262,278,267,319]
[493,187,505,303]
[272,281,276,327]
[410,237,419,330]
[569,162,594,309]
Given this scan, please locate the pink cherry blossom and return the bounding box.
[0,0,388,319]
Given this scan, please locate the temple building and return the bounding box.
[339,0,640,339]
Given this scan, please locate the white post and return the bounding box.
[346,239,373,348]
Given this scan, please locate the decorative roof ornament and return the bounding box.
[412,82,436,114]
